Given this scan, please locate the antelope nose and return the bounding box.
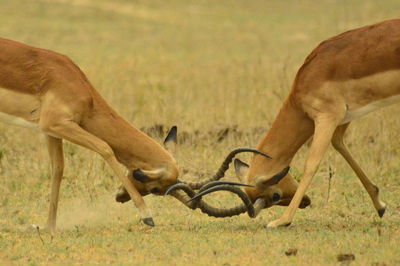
[115,188,131,203]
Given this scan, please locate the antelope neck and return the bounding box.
[250,98,314,175]
[83,96,173,169]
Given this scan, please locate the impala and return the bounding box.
[0,38,269,232]
[183,19,400,227]
[0,38,185,232]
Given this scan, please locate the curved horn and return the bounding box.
[188,185,267,218]
[166,183,198,209]
[196,180,254,188]
[259,167,290,187]
[182,148,272,189]
[165,180,253,195]
[166,183,264,218]
[188,185,254,217]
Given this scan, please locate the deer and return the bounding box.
[0,37,270,233]
[181,19,400,228]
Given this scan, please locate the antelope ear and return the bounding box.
[132,169,150,183]
[164,126,177,145]
[234,159,249,182]
[163,126,177,153]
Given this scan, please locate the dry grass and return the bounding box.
[1,0,400,265]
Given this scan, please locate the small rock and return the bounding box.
[371,262,387,266]
[285,248,298,256]
[337,253,355,262]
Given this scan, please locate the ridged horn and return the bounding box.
[166,183,266,218]
[180,148,272,189]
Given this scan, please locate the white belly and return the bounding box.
[341,94,400,125]
[0,111,40,130]
[0,86,41,131]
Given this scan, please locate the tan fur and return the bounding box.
[246,19,400,228]
[0,37,179,232]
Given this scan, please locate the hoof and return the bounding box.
[265,222,291,230]
[267,218,291,228]
[142,217,155,227]
[284,222,292,227]
[378,208,386,218]
[26,224,40,232]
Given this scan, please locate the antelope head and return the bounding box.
[234,158,311,210]
[115,126,180,202]
[186,154,311,218]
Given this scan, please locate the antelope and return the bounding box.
[0,37,268,232]
[182,19,400,227]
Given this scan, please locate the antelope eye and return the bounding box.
[150,187,161,194]
[272,193,281,202]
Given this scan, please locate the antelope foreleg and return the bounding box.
[267,114,342,228]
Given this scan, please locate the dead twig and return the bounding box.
[34,225,45,245]
[326,165,334,203]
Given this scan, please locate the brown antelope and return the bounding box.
[0,37,183,232]
[185,19,400,227]
[0,38,268,232]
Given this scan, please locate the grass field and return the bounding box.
[1,0,400,265]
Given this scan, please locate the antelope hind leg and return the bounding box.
[332,123,386,217]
